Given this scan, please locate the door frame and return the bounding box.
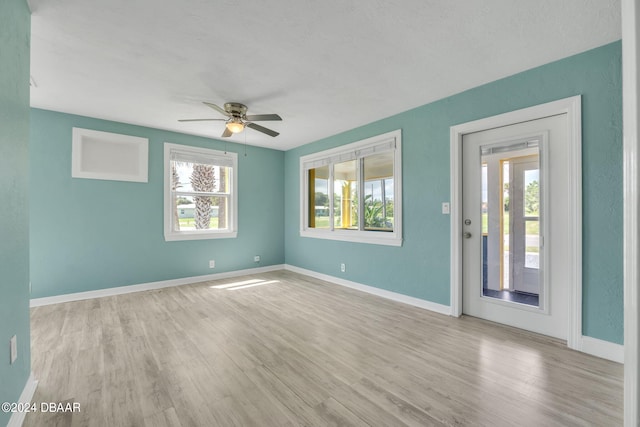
[622,0,640,424]
[449,95,582,350]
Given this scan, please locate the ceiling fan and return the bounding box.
[179,102,282,138]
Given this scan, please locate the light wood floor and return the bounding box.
[24,270,622,426]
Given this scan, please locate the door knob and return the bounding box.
[463,232,472,239]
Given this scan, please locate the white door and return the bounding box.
[462,114,569,340]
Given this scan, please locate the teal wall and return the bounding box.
[30,109,285,298]
[0,0,31,425]
[30,42,623,346]
[284,42,623,345]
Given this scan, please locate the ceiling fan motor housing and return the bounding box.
[224,102,248,118]
[179,101,281,137]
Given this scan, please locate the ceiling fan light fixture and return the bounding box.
[226,118,244,134]
[183,102,280,137]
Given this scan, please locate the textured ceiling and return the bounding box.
[28,0,621,150]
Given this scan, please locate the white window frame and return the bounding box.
[164,143,238,241]
[300,129,402,246]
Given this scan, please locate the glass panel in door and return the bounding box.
[480,143,542,308]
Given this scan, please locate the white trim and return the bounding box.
[163,228,238,241]
[30,265,284,307]
[72,127,148,183]
[284,264,451,316]
[7,372,38,427]
[450,126,463,317]
[450,95,583,350]
[575,336,624,364]
[163,143,238,241]
[623,0,640,424]
[286,264,624,363]
[298,229,403,246]
[299,129,403,247]
[28,260,623,365]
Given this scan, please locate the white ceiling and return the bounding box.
[28,0,621,150]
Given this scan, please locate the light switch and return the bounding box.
[442,202,450,215]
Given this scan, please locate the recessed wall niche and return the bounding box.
[71,127,148,182]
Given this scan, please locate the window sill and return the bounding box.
[300,229,403,247]
[164,230,238,242]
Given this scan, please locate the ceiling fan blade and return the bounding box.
[245,114,282,121]
[247,122,279,137]
[221,127,233,138]
[178,118,226,122]
[203,102,230,117]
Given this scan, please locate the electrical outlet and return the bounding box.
[209,260,216,269]
[254,255,260,263]
[10,335,17,364]
[340,263,346,273]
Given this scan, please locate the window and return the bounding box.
[164,143,237,241]
[300,130,402,246]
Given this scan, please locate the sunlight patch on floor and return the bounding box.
[209,279,280,291]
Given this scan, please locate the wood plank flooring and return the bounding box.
[24,270,623,426]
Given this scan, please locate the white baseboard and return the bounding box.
[30,265,285,307]
[284,264,451,316]
[576,335,624,364]
[7,372,38,427]
[284,265,624,363]
[29,262,623,364]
